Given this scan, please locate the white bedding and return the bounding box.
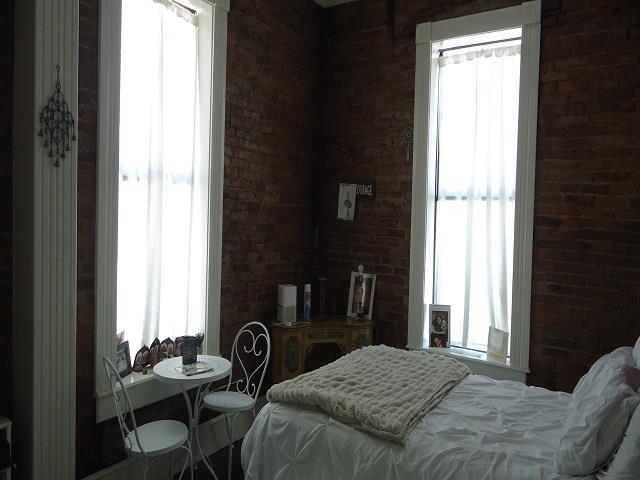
[266,345,470,444]
[242,374,596,480]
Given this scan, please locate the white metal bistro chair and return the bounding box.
[103,356,194,480]
[200,321,271,480]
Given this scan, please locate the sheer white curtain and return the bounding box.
[432,45,520,351]
[117,0,207,350]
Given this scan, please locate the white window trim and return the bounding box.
[407,0,541,381]
[94,0,230,423]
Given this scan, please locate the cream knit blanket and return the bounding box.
[266,345,470,444]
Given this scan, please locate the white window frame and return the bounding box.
[407,0,541,382]
[94,0,230,422]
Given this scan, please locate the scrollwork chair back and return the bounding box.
[103,356,145,457]
[227,321,271,400]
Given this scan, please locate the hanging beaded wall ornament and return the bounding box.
[38,65,76,167]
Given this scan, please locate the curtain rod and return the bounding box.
[438,36,521,56]
[171,0,197,15]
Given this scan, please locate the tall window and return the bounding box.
[117,0,207,350]
[408,1,541,376]
[432,30,521,352]
[95,0,227,420]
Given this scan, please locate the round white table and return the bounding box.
[154,355,231,478]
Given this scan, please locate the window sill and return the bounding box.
[96,370,183,423]
[410,345,529,383]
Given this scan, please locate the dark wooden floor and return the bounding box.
[176,439,245,480]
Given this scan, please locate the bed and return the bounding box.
[242,342,640,480]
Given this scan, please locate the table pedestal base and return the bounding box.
[180,385,220,479]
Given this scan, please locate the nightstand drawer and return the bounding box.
[307,330,346,342]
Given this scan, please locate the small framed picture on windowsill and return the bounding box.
[116,341,132,378]
[487,326,509,362]
[428,304,450,348]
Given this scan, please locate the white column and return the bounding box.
[13,0,78,478]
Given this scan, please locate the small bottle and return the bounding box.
[303,284,312,321]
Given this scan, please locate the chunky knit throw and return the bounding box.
[266,345,470,444]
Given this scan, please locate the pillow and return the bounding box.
[596,403,640,479]
[555,347,640,475]
[633,336,640,367]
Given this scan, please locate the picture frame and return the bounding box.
[160,337,176,359]
[487,326,509,362]
[115,341,132,378]
[428,304,450,348]
[132,345,149,373]
[347,270,376,320]
[337,183,357,221]
[149,337,161,366]
[174,336,183,357]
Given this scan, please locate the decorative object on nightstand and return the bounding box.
[277,284,297,325]
[271,315,373,383]
[303,283,312,321]
[347,264,376,320]
[313,277,326,316]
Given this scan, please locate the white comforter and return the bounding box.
[242,375,596,480]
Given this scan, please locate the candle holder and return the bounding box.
[181,336,198,365]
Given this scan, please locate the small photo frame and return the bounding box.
[174,337,183,357]
[160,337,176,359]
[132,345,149,372]
[428,304,450,348]
[115,341,132,378]
[347,272,376,320]
[487,326,509,362]
[337,183,357,221]
[149,337,161,366]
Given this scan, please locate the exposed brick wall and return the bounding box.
[316,0,640,391]
[0,0,13,419]
[220,0,321,357]
[75,0,321,476]
[530,0,640,390]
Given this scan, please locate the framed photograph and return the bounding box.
[132,345,149,372]
[337,183,357,221]
[347,271,376,319]
[174,337,183,357]
[115,341,132,378]
[487,326,509,361]
[428,304,450,348]
[149,337,161,366]
[160,337,176,359]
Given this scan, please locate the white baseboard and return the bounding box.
[83,397,267,480]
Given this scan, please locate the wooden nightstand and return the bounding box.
[271,315,373,383]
